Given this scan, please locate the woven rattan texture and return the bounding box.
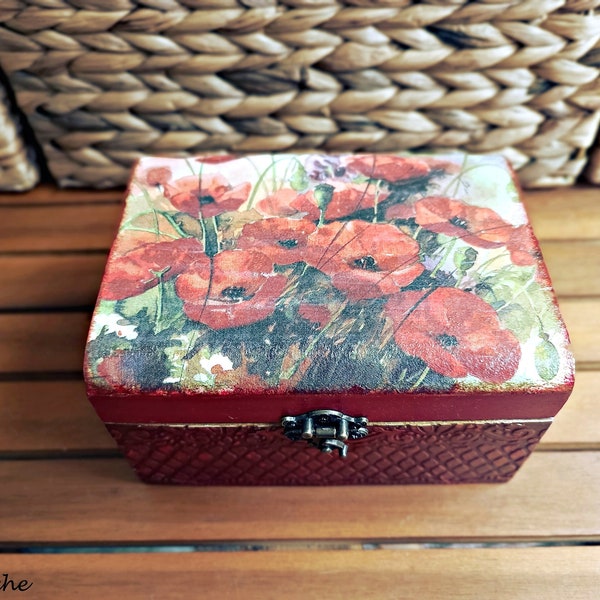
[0,78,38,191]
[107,421,551,485]
[585,130,600,183]
[0,1,599,188]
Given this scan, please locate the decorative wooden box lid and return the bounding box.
[84,154,573,425]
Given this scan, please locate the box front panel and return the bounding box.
[107,420,551,486]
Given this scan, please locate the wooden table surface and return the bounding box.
[0,185,599,599]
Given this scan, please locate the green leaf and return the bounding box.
[535,338,560,381]
[116,280,185,334]
[289,163,309,191]
[117,286,160,322]
[505,179,520,202]
[96,300,118,315]
[498,304,536,342]
[453,247,478,272]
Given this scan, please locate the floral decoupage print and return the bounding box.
[86,154,573,396]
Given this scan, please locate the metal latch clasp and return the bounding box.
[281,410,368,458]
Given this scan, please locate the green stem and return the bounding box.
[156,278,163,327]
[201,216,220,257]
[140,188,161,236]
[184,158,196,175]
[496,275,536,314]
[121,207,190,239]
[430,238,456,278]
[159,211,190,238]
[373,182,381,223]
[409,366,430,391]
[199,217,207,251]
[477,252,511,275]
[178,330,199,382]
[440,154,471,197]
[246,158,286,209]
[121,227,180,240]
[281,302,347,381]
[276,263,311,307]
[152,270,170,333]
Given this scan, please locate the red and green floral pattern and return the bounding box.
[85,154,572,395]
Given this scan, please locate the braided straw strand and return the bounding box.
[0,77,38,191]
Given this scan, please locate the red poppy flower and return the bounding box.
[413,196,512,248]
[196,154,238,164]
[175,249,287,329]
[142,166,172,187]
[323,181,389,220]
[101,238,204,301]
[385,202,416,221]
[419,156,462,175]
[255,183,389,223]
[237,217,318,265]
[344,155,431,182]
[298,303,332,329]
[163,174,251,219]
[307,220,424,300]
[96,350,128,389]
[255,188,319,220]
[385,287,521,383]
[505,225,538,267]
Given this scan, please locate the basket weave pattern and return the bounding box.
[0,0,599,188]
[586,141,600,184]
[0,78,38,191]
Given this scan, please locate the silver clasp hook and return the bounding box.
[281,410,368,457]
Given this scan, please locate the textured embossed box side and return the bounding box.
[106,420,551,486]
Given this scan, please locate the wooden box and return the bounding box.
[84,153,573,485]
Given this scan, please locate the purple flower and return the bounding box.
[422,255,442,271]
[305,155,348,182]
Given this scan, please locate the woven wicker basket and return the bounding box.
[585,141,600,184]
[0,1,598,189]
[0,76,38,191]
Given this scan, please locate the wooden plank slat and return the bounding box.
[0,313,90,374]
[1,298,594,374]
[0,381,113,453]
[0,185,123,206]
[541,240,600,297]
[1,370,598,454]
[0,203,121,253]
[541,371,600,449]
[0,254,106,310]
[522,186,600,241]
[558,298,600,367]
[0,547,599,600]
[0,452,598,543]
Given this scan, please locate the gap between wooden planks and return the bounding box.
[0,547,599,600]
[1,452,598,544]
